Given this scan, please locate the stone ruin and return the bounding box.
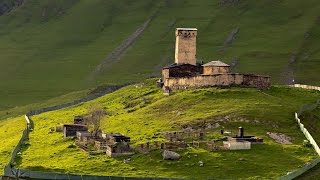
[105,133,133,157]
[58,116,263,159]
[75,131,133,157]
[59,116,133,157]
[63,124,88,137]
[160,28,271,92]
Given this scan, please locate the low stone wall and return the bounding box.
[164,73,270,90]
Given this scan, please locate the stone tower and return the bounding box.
[175,28,197,65]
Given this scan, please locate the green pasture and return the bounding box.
[11,80,320,179]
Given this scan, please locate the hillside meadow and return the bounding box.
[0,116,25,173]
[9,80,320,179]
[295,105,320,180]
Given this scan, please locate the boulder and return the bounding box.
[162,150,181,160]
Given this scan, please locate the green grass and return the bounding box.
[0,116,25,174]
[0,0,157,108]
[10,80,320,179]
[0,89,88,120]
[0,89,90,175]
[293,105,320,180]
[2,0,320,109]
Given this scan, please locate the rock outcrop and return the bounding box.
[162,150,181,160]
[0,0,24,16]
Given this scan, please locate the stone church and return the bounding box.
[161,28,271,91]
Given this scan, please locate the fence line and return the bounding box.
[279,84,320,179]
[289,84,320,91]
[278,112,320,180]
[7,116,31,166]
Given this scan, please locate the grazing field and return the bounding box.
[9,79,320,179]
[1,0,320,109]
[0,116,25,174]
[0,90,88,120]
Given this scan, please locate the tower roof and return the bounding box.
[202,61,230,67]
[176,28,198,31]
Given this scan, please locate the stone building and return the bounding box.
[202,61,230,75]
[161,28,271,90]
[63,124,88,137]
[175,28,197,65]
[105,134,133,157]
[162,63,201,80]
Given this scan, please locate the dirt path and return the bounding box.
[224,27,240,46]
[230,56,239,72]
[281,15,320,85]
[267,132,292,144]
[281,54,296,85]
[88,11,158,81]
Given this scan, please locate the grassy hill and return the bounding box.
[1,0,320,110]
[1,80,317,179]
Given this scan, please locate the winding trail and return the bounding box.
[88,10,158,81]
[281,54,296,85]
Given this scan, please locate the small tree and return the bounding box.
[86,104,107,137]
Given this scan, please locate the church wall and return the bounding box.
[164,74,270,90]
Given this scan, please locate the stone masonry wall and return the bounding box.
[164,74,270,90]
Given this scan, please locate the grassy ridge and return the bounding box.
[0,90,89,175]
[1,0,320,109]
[10,80,320,179]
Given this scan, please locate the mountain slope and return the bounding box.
[1,0,320,111]
[0,0,158,108]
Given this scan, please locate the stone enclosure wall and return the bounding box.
[164,73,271,90]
